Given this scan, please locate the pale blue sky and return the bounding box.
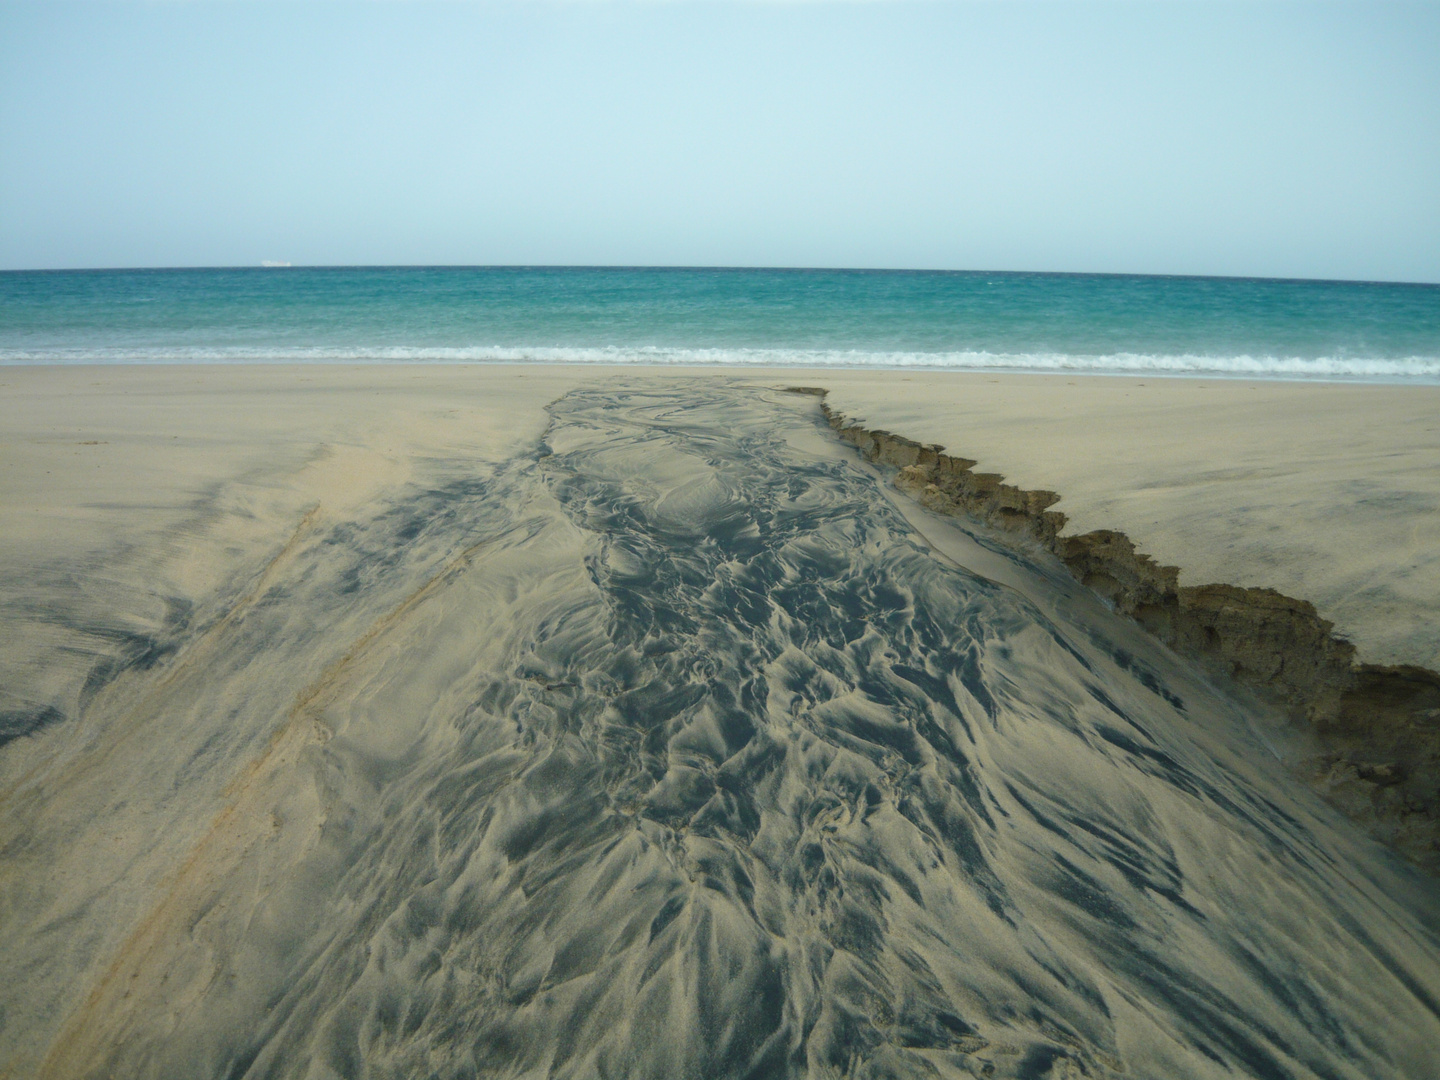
[1,1,1437,280]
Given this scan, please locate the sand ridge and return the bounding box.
[810,391,1440,874]
[814,373,1440,674]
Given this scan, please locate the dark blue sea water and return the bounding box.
[2,266,1437,379]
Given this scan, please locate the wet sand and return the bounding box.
[2,365,1439,1079]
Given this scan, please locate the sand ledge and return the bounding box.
[795,387,1440,875]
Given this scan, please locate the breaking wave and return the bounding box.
[3,345,1439,381]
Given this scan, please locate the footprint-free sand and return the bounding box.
[2,364,1438,1079]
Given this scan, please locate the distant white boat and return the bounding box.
[261,260,292,268]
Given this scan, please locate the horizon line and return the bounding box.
[2,264,1437,289]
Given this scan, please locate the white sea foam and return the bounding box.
[2,344,1438,381]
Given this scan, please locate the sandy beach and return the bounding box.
[7,0,1438,1072]
[3,364,1439,1079]
[818,374,1440,673]
[7,366,1436,673]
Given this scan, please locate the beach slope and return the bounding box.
[2,366,1438,1080]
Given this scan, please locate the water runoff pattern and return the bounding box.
[3,385,1438,1080]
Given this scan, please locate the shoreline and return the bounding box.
[802,387,1440,873]
[5,357,1438,386]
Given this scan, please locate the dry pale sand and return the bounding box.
[0,364,576,741]
[2,365,1439,1080]
[819,372,1440,672]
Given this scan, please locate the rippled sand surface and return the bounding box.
[4,381,1439,1079]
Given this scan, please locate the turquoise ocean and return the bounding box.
[1,266,1437,379]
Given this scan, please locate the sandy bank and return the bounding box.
[816,373,1440,673]
[4,364,1435,742]
[791,375,1440,873]
[3,364,1437,830]
[3,370,1439,1080]
[3,365,1440,1078]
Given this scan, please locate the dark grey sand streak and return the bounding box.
[3,383,1439,1078]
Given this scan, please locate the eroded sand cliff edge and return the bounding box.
[796,387,1440,875]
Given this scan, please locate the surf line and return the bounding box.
[785,386,1440,877]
